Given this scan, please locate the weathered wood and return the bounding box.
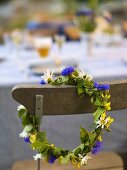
[11,152,124,170]
[12,80,127,115]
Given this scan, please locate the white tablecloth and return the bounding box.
[1,42,127,86]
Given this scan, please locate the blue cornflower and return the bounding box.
[94,82,110,90]
[76,9,93,16]
[94,82,98,88]
[40,79,46,85]
[48,155,57,164]
[92,141,103,155]
[61,66,74,76]
[24,137,30,143]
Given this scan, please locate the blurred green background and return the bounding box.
[0,0,126,30]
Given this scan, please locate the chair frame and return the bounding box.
[12,79,127,170]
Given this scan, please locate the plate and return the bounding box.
[0,56,5,63]
[122,57,127,65]
[29,59,78,76]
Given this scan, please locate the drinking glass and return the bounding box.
[34,37,52,58]
[54,35,65,55]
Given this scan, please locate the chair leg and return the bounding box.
[35,95,43,170]
[38,159,40,170]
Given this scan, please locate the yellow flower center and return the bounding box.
[101,120,106,125]
[105,116,114,128]
[30,134,36,143]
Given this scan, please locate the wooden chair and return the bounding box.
[11,80,127,170]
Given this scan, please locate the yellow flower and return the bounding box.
[105,94,111,99]
[96,113,114,129]
[101,93,111,99]
[101,93,104,98]
[96,112,107,129]
[98,136,103,141]
[30,134,36,143]
[71,159,79,167]
[101,112,106,119]
[71,159,76,165]
[105,102,111,111]
[77,163,81,168]
[105,116,114,128]
[50,144,55,148]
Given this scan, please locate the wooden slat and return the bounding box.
[12,80,127,115]
[11,152,124,170]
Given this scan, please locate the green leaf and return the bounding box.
[40,144,48,153]
[61,76,69,83]
[83,145,91,153]
[77,87,83,95]
[24,124,33,132]
[42,147,50,157]
[84,79,91,87]
[85,88,94,96]
[89,131,97,144]
[79,144,84,150]
[22,114,33,127]
[59,154,71,164]
[34,116,40,126]
[93,107,105,122]
[74,148,81,156]
[94,98,103,106]
[95,126,101,134]
[31,141,43,150]
[37,132,47,142]
[54,147,64,156]
[77,79,85,87]
[51,77,63,85]
[18,109,26,119]
[73,143,84,153]
[72,70,79,77]
[80,127,89,144]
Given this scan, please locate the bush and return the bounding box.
[0,0,10,4]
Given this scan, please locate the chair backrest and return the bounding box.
[12,80,127,116]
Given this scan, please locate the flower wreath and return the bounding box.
[17,66,114,168]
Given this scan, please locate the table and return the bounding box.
[1,42,127,85]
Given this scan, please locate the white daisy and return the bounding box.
[78,69,86,78]
[86,74,93,81]
[19,125,33,138]
[95,113,107,129]
[33,153,42,160]
[95,113,113,129]
[96,112,107,129]
[41,70,54,83]
[95,120,106,129]
[17,105,25,111]
[78,154,92,165]
[19,130,29,138]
